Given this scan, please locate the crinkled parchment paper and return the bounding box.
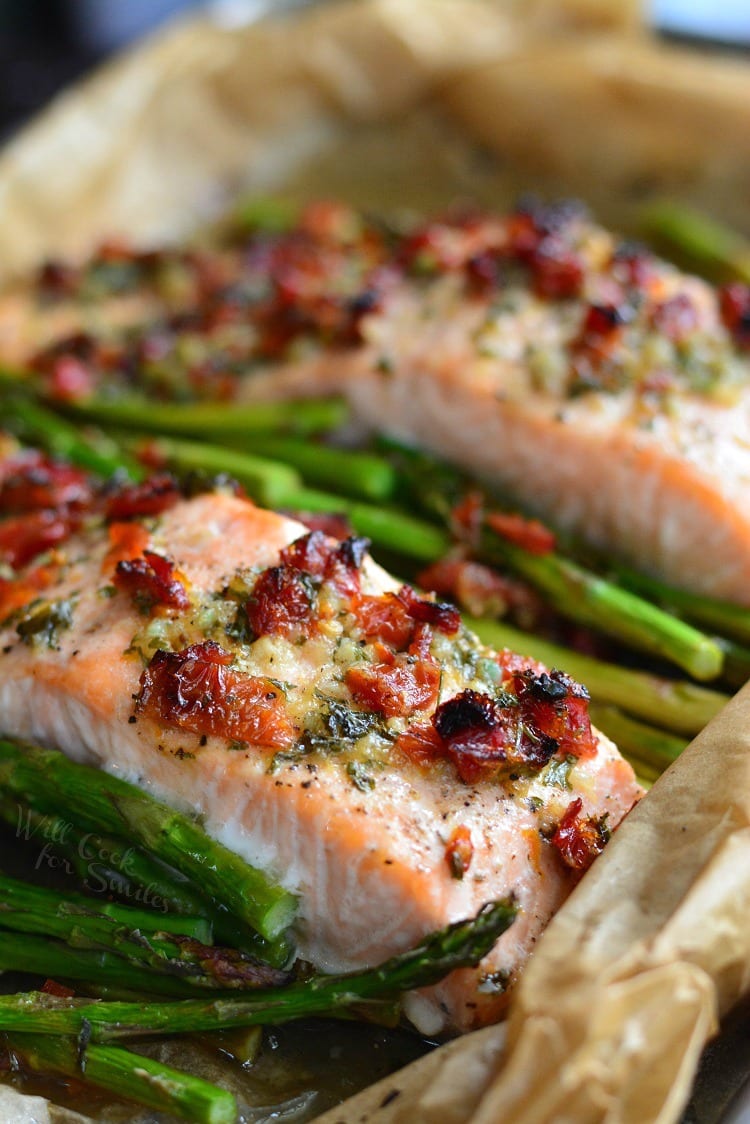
[0,3,749,1122]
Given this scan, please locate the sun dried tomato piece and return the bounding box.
[105,475,181,521]
[0,510,75,569]
[280,531,368,597]
[47,356,96,401]
[105,521,150,570]
[507,668,597,760]
[395,722,444,767]
[486,511,556,556]
[530,242,584,300]
[0,566,54,622]
[551,797,609,873]
[433,688,557,784]
[41,979,76,998]
[719,283,750,350]
[353,592,414,650]
[649,293,699,342]
[138,640,295,749]
[246,565,316,641]
[397,585,461,635]
[346,659,440,718]
[115,551,189,612]
[450,491,484,547]
[0,453,92,515]
[445,825,474,879]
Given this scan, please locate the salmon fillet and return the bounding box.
[2,201,749,603]
[0,464,639,1034]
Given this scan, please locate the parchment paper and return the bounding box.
[1,3,749,1122]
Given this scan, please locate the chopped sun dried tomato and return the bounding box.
[450,491,484,546]
[105,475,181,521]
[551,797,609,874]
[353,592,414,650]
[0,510,75,570]
[445,825,474,879]
[395,722,444,767]
[280,531,368,598]
[346,659,440,719]
[41,979,76,998]
[486,511,556,556]
[505,667,598,761]
[0,566,54,622]
[649,293,699,342]
[418,557,540,622]
[105,521,150,571]
[115,551,189,612]
[246,565,316,641]
[396,585,461,635]
[719,283,750,350]
[0,453,92,515]
[48,355,96,401]
[138,640,295,749]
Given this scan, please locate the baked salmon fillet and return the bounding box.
[0,456,640,1034]
[2,201,749,603]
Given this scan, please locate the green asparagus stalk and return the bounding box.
[65,395,348,437]
[381,437,725,680]
[0,873,288,991]
[640,199,750,284]
[481,533,724,682]
[0,899,516,1040]
[241,435,398,502]
[7,1032,237,1124]
[278,485,451,561]
[465,617,728,736]
[0,930,208,997]
[587,704,687,777]
[614,566,750,648]
[2,392,140,479]
[0,797,284,962]
[0,856,211,942]
[0,739,296,946]
[127,434,302,508]
[715,636,750,690]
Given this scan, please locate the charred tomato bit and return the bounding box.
[353,592,415,650]
[137,640,295,749]
[245,565,318,642]
[394,722,444,767]
[445,825,474,880]
[719,283,750,350]
[510,668,598,760]
[105,474,182,521]
[551,797,610,874]
[280,530,369,598]
[396,584,461,635]
[114,551,189,613]
[486,511,556,556]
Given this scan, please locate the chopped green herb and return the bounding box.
[347,761,376,792]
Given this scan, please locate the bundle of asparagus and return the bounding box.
[0,738,516,1122]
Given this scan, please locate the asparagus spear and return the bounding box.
[381,437,725,680]
[481,534,723,682]
[277,484,451,561]
[0,873,289,991]
[7,1032,237,1124]
[0,930,208,997]
[240,435,398,502]
[126,433,302,508]
[0,739,296,946]
[64,395,348,437]
[465,617,728,736]
[587,704,687,777]
[2,391,140,479]
[614,566,750,648]
[0,899,516,1040]
[640,200,750,284]
[0,798,284,962]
